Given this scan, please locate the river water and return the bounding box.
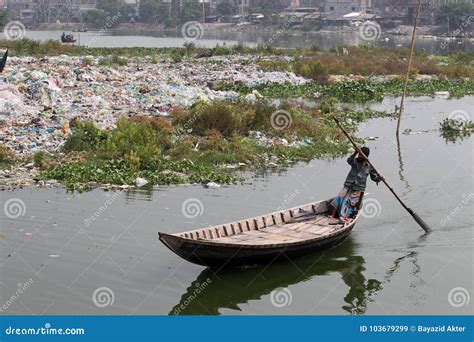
[4,29,472,54]
[1,96,472,315]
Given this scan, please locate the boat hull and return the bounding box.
[159,223,355,267]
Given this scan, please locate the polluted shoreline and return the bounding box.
[0,43,473,191]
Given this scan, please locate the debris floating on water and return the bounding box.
[135,177,149,187]
[202,180,221,189]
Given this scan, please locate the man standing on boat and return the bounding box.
[331,147,384,223]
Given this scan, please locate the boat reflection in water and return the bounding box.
[170,238,386,315]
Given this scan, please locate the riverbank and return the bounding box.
[0,42,472,190]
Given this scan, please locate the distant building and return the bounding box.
[231,0,308,14]
[4,0,33,12]
[324,1,363,13]
[431,0,474,5]
[279,5,322,22]
[5,0,99,19]
[280,0,325,7]
[4,0,100,23]
[371,0,445,24]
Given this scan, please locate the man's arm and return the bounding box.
[369,168,384,184]
[347,151,357,166]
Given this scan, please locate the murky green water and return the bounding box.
[18,30,474,54]
[0,96,472,315]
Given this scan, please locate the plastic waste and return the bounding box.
[135,177,149,187]
[0,55,311,160]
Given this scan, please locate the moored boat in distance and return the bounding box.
[73,27,88,33]
[159,198,361,267]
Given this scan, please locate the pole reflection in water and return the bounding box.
[396,134,412,194]
[170,233,428,315]
[169,238,380,315]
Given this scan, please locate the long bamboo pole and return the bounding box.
[333,117,431,233]
[396,0,423,137]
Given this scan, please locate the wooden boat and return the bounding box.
[159,198,361,267]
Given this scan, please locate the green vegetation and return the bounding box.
[436,2,474,30]
[259,47,474,80]
[0,144,14,168]
[33,151,57,170]
[221,79,474,103]
[439,117,474,143]
[294,47,474,79]
[216,0,236,16]
[98,55,129,66]
[64,121,107,153]
[256,59,291,72]
[0,10,6,29]
[39,100,392,190]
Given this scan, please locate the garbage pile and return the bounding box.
[249,131,313,148]
[0,55,308,158]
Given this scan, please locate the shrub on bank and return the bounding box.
[0,144,14,166]
[98,55,129,66]
[247,100,281,132]
[45,98,418,190]
[172,100,324,141]
[177,101,244,137]
[128,116,174,136]
[291,47,471,79]
[63,121,106,153]
[257,59,291,72]
[33,151,58,170]
[63,117,172,170]
[99,117,166,168]
[294,59,330,83]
